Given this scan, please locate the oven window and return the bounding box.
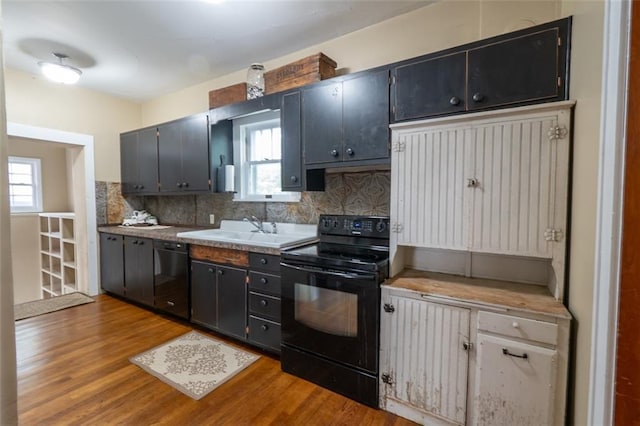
[294,283,358,337]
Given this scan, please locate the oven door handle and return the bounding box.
[280,262,376,281]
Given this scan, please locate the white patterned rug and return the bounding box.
[130,331,259,400]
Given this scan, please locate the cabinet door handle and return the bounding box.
[260,258,267,265]
[260,277,268,284]
[467,178,479,188]
[345,148,354,156]
[139,185,144,190]
[330,149,339,157]
[183,182,189,188]
[166,301,175,307]
[176,182,182,188]
[502,348,528,359]
[260,299,268,307]
[449,96,461,106]
[472,92,484,102]
[208,268,214,273]
[290,175,298,183]
[218,269,224,275]
[261,324,269,331]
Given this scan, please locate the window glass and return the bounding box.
[233,111,300,202]
[8,156,43,213]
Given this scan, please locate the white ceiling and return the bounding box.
[1,0,430,102]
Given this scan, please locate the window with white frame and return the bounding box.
[8,156,43,213]
[233,111,300,202]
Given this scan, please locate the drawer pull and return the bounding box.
[260,299,268,307]
[502,348,528,360]
[260,277,268,284]
[512,322,519,328]
[167,301,175,307]
[261,324,268,331]
[260,258,267,265]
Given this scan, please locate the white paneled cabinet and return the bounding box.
[380,286,570,426]
[473,333,557,425]
[390,101,574,299]
[379,294,470,425]
[392,103,570,258]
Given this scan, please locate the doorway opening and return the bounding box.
[7,122,98,303]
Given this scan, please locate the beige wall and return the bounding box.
[8,137,73,303]
[4,68,141,182]
[1,1,606,422]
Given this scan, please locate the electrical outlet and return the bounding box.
[209,214,215,225]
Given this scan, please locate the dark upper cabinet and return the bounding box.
[393,52,466,121]
[123,236,154,307]
[99,233,124,297]
[120,127,159,195]
[302,82,343,164]
[467,27,562,110]
[158,113,210,193]
[342,69,390,161]
[302,68,390,167]
[391,17,571,122]
[281,91,303,191]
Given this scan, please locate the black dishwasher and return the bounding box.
[153,240,189,320]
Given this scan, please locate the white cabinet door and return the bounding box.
[380,292,470,425]
[473,332,558,425]
[391,104,571,260]
[468,114,568,257]
[391,124,474,250]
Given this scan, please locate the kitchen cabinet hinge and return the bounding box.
[391,75,396,85]
[381,373,394,385]
[557,76,562,87]
[245,326,250,334]
[392,141,405,152]
[558,36,562,47]
[548,125,568,141]
[208,179,212,188]
[544,228,563,242]
[245,275,250,284]
[383,303,395,313]
[390,223,404,233]
[156,130,160,137]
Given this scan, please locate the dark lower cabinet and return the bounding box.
[190,260,247,340]
[247,253,282,353]
[99,233,124,297]
[123,236,154,307]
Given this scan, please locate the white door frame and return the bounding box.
[6,122,98,297]
[589,0,631,424]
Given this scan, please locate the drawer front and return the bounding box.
[248,271,281,296]
[249,253,281,273]
[477,311,558,346]
[249,292,281,321]
[249,316,281,352]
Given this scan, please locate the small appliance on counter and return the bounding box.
[122,210,158,226]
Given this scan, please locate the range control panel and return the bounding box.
[319,215,390,238]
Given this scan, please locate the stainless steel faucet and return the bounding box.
[271,222,277,234]
[243,216,265,233]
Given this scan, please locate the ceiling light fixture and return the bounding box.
[38,52,82,84]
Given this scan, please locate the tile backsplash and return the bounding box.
[96,171,390,226]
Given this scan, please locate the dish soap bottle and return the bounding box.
[246,63,265,99]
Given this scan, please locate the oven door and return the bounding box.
[280,262,380,373]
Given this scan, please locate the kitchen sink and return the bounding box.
[176,221,317,249]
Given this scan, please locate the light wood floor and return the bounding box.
[15,294,416,425]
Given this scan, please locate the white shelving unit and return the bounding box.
[39,212,77,299]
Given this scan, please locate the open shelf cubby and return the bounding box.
[38,213,78,298]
